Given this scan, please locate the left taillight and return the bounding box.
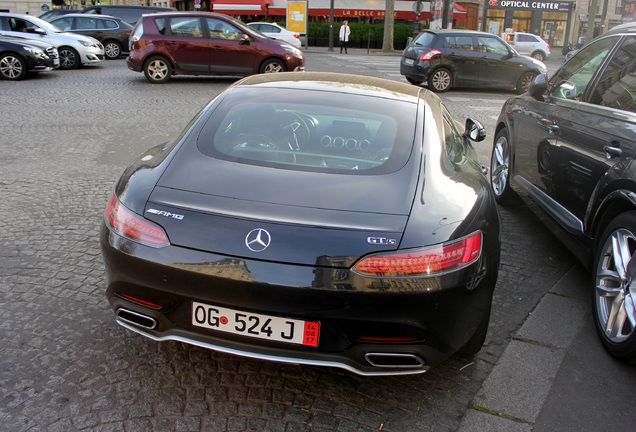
[352,232,482,277]
[104,194,170,248]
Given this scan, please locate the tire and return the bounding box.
[516,72,537,94]
[0,53,27,80]
[143,55,171,84]
[490,128,516,205]
[427,68,452,92]
[458,309,490,355]
[531,51,545,62]
[593,212,636,363]
[104,41,122,60]
[59,46,80,70]
[405,76,423,86]
[259,58,286,74]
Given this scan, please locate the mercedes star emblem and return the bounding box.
[245,228,271,252]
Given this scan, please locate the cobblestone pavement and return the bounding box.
[0,56,576,431]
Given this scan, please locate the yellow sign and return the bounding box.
[287,1,307,34]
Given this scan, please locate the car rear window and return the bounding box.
[413,32,436,47]
[197,87,417,175]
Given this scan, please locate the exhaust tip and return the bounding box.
[364,353,425,368]
[116,308,158,330]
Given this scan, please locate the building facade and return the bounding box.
[1,0,629,47]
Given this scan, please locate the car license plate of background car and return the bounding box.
[192,302,320,347]
[404,58,415,65]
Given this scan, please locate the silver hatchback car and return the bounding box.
[504,32,550,62]
[0,12,104,69]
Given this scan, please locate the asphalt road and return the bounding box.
[0,52,629,431]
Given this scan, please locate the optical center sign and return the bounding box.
[488,0,572,11]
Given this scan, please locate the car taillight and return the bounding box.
[418,49,442,61]
[293,34,300,39]
[353,232,482,277]
[104,194,170,248]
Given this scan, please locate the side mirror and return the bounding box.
[239,34,250,45]
[528,73,548,100]
[32,28,46,35]
[464,118,486,142]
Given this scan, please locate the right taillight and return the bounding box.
[352,232,482,277]
[104,194,169,248]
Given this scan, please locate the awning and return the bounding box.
[211,0,272,14]
[267,0,465,19]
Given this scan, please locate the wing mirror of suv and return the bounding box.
[528,73,548,100]
[31,28,46,35]
[464,118,486,142]
[239,34,250,45]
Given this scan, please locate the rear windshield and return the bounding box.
[413,32,436,47]
[197,87,418,175]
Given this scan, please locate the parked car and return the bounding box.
[490,28,636,363]
[81,5,174,26]
[247,22,301,48]
[0,13,104,69]
[100,72,500,376]
[400,29,546,93]
[39,9,80,22]
[503,32,550,61]
[0,36,58,80]
[127,12,304,84]
[49,14,132,59]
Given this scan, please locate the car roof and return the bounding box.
[424,29,495,36]
[606,22,636,35]
[233,72,426,102]
[51,13,121,20]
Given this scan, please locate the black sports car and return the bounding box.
[100,72,501,375]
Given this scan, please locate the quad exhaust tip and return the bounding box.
[116,308,158,330]
[364,353,425,368]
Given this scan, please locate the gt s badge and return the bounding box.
[146,209,184,220]
[367,237,397,245]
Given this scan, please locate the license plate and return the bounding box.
[53,59,59,66]
[192,302,320,347]
[404,58,415,66]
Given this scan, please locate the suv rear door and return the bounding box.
[162,16,212,73]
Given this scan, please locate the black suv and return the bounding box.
[400,29,546,93]
[491,26,636,363]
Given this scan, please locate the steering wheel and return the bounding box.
[278,111,311,150]
[231,133,277,149]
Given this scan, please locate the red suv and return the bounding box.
[127,12,304,83]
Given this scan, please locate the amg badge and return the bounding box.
[146,209,184,220]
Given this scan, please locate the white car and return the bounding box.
[0,13,104,69]
[247,22,302,48]
[503,32,550,62]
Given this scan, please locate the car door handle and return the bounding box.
[605,144,622,158]
[539,118,559,134]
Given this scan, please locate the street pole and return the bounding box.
[586,0,598,44]
[442,0,451,28]
[328,0,334,52]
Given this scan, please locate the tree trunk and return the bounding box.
[382,0,395,53]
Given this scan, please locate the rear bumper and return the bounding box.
[400,59,431,82]
[101,224,499,375]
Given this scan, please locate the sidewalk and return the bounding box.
[457,263,636,432]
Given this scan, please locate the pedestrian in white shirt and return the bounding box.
[339,20,350,54]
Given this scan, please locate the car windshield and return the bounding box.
[197,87,417,175]
[29,17,64,33]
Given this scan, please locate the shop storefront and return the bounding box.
[483,0,574,47]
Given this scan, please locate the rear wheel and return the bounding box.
[104,41,122,59]
[490,128,515,205]
[260,58,286,73]
[427,68,452,92]
[531,51,545,62]
[516,72,537,94]
[59,47,80,70]
[143,56,171,84]
[0,53,27,80]
[593,212,636,363]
